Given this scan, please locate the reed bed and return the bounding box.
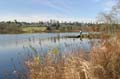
[90,33,120,79]
[25,32,120,79]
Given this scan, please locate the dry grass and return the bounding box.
[25,52,91,79]
[25,32,120,79]
[90,33,120,79]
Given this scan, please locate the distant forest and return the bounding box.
[0,19,120,34]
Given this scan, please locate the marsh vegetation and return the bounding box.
[0,0,120,79]
[24,31,120,79]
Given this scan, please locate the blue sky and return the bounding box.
[0,0,116,22]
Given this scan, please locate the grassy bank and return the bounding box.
[0,26,88,34]
[24,32,120,79]
[22,27,47,33]
[1,21,119,34]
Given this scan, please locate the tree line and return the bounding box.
[0,0,120,34]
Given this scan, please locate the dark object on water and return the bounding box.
[65,35,81,38]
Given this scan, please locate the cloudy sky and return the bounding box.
[0,0,116,22]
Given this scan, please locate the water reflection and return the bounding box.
[0,33,98,79]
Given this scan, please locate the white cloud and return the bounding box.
[0,0,97,23]
[0,14,96,23]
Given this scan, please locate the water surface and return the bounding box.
[0,32,97,79]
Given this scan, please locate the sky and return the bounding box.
[0,0,116,22]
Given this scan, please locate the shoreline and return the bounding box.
[0,30,100,34]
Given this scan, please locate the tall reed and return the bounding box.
[25,32,120,79]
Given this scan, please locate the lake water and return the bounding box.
[0,32,98,79]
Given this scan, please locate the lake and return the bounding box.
[0,32,98,79]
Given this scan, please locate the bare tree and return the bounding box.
[97,0,120,33]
